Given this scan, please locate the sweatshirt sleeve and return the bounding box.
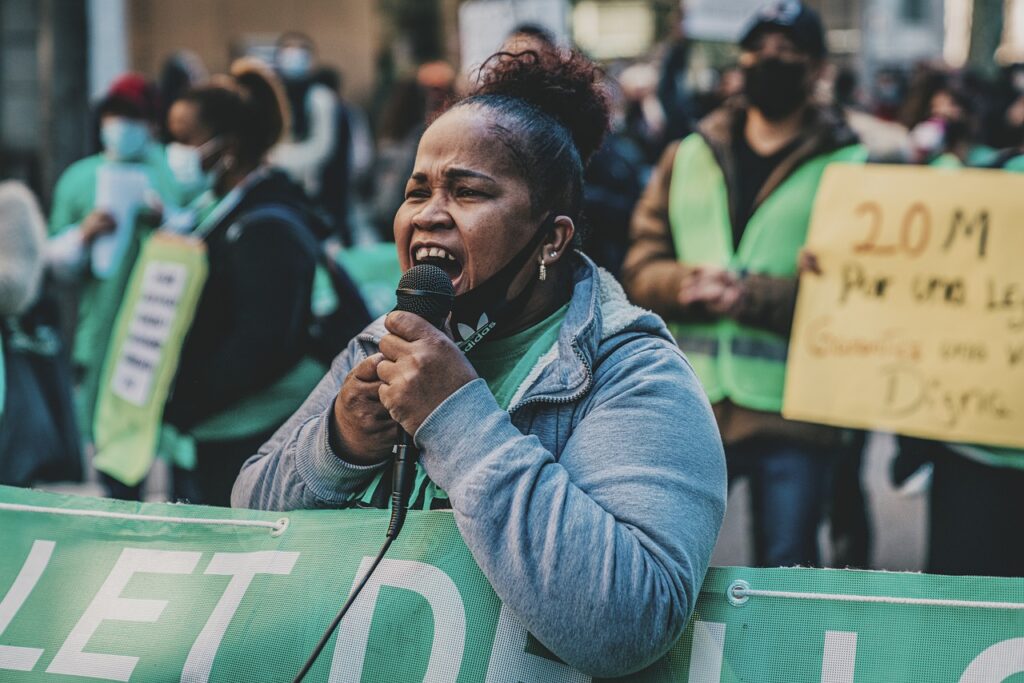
[231,335,387,510]
[413,336,727,677]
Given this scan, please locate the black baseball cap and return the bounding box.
[739,1,827,59]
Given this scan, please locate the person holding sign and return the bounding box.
[233,49,726,677]
[622,1,867,568]
[792,160,1024,577]
[48,75,188,384]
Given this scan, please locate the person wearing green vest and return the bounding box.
[623,1,865,568]
[48,75,188,388]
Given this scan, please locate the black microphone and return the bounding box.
[386,264,455,539]
[291,264,456,682]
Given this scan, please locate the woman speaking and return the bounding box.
[233,50,726,677]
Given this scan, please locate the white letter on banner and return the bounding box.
[47,548,201,681]
[687,621,726,683]
[328,558,466,683]
[0,540,55,671]
[181,551,300,683]
[484,603,590,683]
[821,631,857,683]
[959,638,1024,682]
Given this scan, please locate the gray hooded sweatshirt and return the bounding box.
[232,254,727,677]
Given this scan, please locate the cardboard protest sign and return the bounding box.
[784,164,1024,449]
[92,233,208,485]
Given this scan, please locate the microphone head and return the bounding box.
[395,264,456,328]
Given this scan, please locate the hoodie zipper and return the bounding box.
[507,337,594,415]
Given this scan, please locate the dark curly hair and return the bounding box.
[450,50,610,230]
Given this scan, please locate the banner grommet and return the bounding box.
[728,579,750,607]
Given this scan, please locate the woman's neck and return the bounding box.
[499,263,573,338]
[745,106,806,155]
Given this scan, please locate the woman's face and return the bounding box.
[394,106,538,296]
[167,100,225,172]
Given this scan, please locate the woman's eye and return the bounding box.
[457,187,486,198]
[404,188,429,200]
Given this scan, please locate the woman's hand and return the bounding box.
[80,210,116,245]
[331,353,397,465]
[377,311,479,436]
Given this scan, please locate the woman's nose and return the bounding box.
[411,196,454,232]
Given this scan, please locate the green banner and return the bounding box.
[93,233,209,486]
[0,485,1021,682]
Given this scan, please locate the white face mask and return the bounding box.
[277,47,312,80]
[166,139,220,194]
[102,118,151,161]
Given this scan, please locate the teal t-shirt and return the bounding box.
[354,303,571,510]
[466,303,570,410]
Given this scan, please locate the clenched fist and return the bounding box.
[376,311,479,437]
[331,353,398,466]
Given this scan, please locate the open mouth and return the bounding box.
[412,245,464,288]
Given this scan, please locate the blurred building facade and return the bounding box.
[0,0,1021,205]
[128,0,381,101]
[0,0,89,204]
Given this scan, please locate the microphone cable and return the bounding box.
[290,534,392,683]
[291,265,454,682]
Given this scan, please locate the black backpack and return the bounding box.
[235,205,372,365]
[0,294,84,486]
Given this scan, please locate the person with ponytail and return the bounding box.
[233,50,726,676]
[147,59,328,504]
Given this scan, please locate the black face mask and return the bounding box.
[743,58,810,121]
[451,217,553,353]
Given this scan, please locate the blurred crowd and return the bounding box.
[1,3,1022,575]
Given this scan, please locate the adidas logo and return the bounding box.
[456,313,497,352]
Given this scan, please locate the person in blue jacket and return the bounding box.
[232,49,727,677]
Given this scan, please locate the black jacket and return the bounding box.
[164,170,319,433]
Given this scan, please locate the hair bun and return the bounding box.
[474,50,610,164]
[229,57,290,151]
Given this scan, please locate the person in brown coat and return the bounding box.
[622,1,865,568]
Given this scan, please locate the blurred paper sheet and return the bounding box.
[92,163,151,279]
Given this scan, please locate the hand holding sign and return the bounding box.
[784,164,1024,449]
